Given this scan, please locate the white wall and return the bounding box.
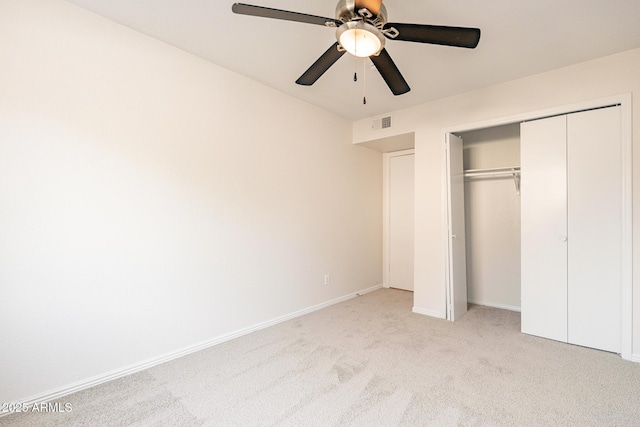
[460,125,521,310]
[353,47,640,358]
[0,0,382,403]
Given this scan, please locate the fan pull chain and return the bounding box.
[363,58,367,105]
[353,55,358,82]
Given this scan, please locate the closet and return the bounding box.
[447,99,629,355]
[448,125,522,320]
[462,125,521,310]
[520,106,622,353]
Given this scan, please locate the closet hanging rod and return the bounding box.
[463,166,520,177]
[463,166,521,195]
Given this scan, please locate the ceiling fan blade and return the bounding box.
[369,48,410,96]
[384,23,481,48]
[296,42,346,86]
[355,0,383,16]
[232,3,339,27]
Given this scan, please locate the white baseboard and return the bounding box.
[356,283,384,296]
[412,306,445,319]
[631,354,640,363]
[7,284,384,415]
[468,300,521,313]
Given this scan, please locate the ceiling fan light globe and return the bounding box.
[336,21,385,57]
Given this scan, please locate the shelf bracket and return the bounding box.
[513,169,521,196]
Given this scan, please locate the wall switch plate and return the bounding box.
[324,274,331,285]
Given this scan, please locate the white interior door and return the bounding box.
[520,115,568,342]
[567,106,622,353]
[388,153,414,291]
[446,133,467,319]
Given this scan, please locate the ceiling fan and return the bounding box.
[232,0,481,96]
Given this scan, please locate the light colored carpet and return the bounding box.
[3,288,640,426]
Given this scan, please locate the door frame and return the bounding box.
[383,149,415,289]
[442,93,633,360]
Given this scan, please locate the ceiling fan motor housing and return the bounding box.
[335,0,387,25]
[334,0,388,57]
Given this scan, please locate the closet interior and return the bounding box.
[457,124,522,312]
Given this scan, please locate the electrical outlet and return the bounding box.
[324,274,331,285]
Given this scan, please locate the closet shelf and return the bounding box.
[463,166,521,195]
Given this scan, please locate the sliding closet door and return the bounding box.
[520,116,568,342]
[567,106,622,353]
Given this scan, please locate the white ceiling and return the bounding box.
[65,0,640,120]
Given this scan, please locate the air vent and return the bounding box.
[372,115,392,131]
